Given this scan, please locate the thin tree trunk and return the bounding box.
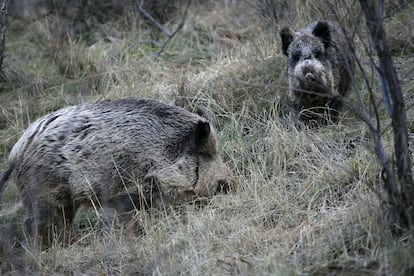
[359,0,414,228]
[0,0,10,71]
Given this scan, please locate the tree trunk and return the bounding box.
[359,0,414,228]
[0,0,10,71]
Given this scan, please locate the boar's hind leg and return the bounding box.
[23,185,77,246]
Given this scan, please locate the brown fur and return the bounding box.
[0,98,232,245]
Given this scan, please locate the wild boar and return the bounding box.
[280,20,355,125]
[0,98,232,245]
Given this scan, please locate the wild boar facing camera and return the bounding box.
[280,20,355,125]
[0,98,232,245]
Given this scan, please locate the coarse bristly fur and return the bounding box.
[280,20,355,125]
[0,97,232,246]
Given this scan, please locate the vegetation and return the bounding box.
[1,0,413,274]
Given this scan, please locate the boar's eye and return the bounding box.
[291,51,301,63]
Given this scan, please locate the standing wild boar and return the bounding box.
[280,20,355,125]
[0,98,232,245]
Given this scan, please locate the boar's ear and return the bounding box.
[280,27,294,56]
[312,21,331,48]
[195,107,216,128]
[192,120,211,152]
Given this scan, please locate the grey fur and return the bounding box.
[1,98,232,244]
[280,20,355,125]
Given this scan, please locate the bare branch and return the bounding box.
[378,60,393,117]
[325,0,413,228]
[383,0,412,20]
[138,0,173,36]
[359,0,414,228]
[137,0,191,56]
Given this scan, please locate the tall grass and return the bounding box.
[1,0,413,274]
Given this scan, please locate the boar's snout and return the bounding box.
[192,161,233,197]
[305,72,316,82]
[301,66,317,80]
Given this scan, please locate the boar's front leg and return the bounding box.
[22,185,77,247]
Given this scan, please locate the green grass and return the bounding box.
[1,0,414,274]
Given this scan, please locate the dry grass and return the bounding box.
[1,0,414,274]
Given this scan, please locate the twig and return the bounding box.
[327,0,413,228]
[360,0,414,228]
[137,0,191,56]
[379,59,393,117]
